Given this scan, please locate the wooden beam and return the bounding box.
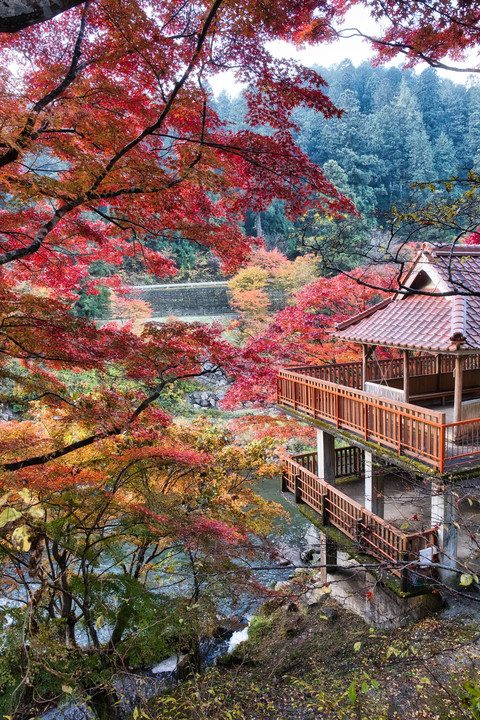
[361,345,375,390]
[403,349,410,404]
[435,353,441,393]
[453,355,464,424]
[362,345,368,390]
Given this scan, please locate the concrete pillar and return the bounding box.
[431,481,458,587]
[316,428,335,484]
[317,529,337,583]
[364,452,384,518]
[403,349,410,404]
[453,355,464,425]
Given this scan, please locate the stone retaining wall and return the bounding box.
[125,281,287,317]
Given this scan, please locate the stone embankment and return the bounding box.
[122,280,288,318]
[131,281,232,317]
[185,362,231,410]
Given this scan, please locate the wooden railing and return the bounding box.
[292,448,364,479]
[283,454,437,580]
[277,369,446,470]
[444,418,480,468]
[277,365,480,472]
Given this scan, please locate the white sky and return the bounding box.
[210,6,479,97]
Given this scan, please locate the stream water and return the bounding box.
[252,474,315,578]
[39,477,313,719]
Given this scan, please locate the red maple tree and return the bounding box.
[0,4,359,713]
[300,0,480,74]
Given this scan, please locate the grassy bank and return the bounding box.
[148,595,480,720]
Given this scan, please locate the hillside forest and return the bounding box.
[119,62,480,288]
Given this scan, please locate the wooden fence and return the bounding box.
[288,354,480,389]
[277,366,480,472]
[283,454,437,580]
[277,369,446,469]
[292,448,364,479]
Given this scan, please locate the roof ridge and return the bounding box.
[433,244,480,257]
[450,295,467,344]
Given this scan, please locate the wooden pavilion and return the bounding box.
[276,244,480,589]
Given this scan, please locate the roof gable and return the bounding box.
[334,244,480,353]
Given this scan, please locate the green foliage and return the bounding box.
[72,284,111,319]
[157,379,199,412]
[463,680,480,719]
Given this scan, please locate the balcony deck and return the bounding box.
[276,356,480,475]
[283,452,437,582]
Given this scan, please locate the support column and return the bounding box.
[317,530,337,583]
[431,481,458,587]
[403,349,410,404]
[316,428,335,484]
[364,451,384,518]
[361,345,375,390]
[453,355,464,424]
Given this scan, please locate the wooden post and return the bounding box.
[403,349,410,404]
[435,354,441,394]
[401,551,411,592]
[325,535,337,572]
[320,492,328,525]
[361,344,372,390]
[355,517,364,548]
[361,344,376,391]
[281,472,287,493]
[438,413,446,474]
[453,355,464,425]
[294,474,302,504]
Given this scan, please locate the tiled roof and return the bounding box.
[430,246,480,294]
[334,244,480,352]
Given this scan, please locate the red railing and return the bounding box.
[444,418,480,468]
[283,454,437,579]
[277,366,480,472]
[277,369,446,470]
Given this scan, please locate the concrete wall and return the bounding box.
[379,369,480,397]
[365,381,405,403]
[125,281,288,318]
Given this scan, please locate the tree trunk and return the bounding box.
[255,212,263,238]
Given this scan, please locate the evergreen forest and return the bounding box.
[213,63,480,267]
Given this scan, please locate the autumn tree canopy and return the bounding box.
[0,0,357,289]
[0,0,361,468]
[2,1,480,715]
[0,3,360,712]
[302,0,480,74]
